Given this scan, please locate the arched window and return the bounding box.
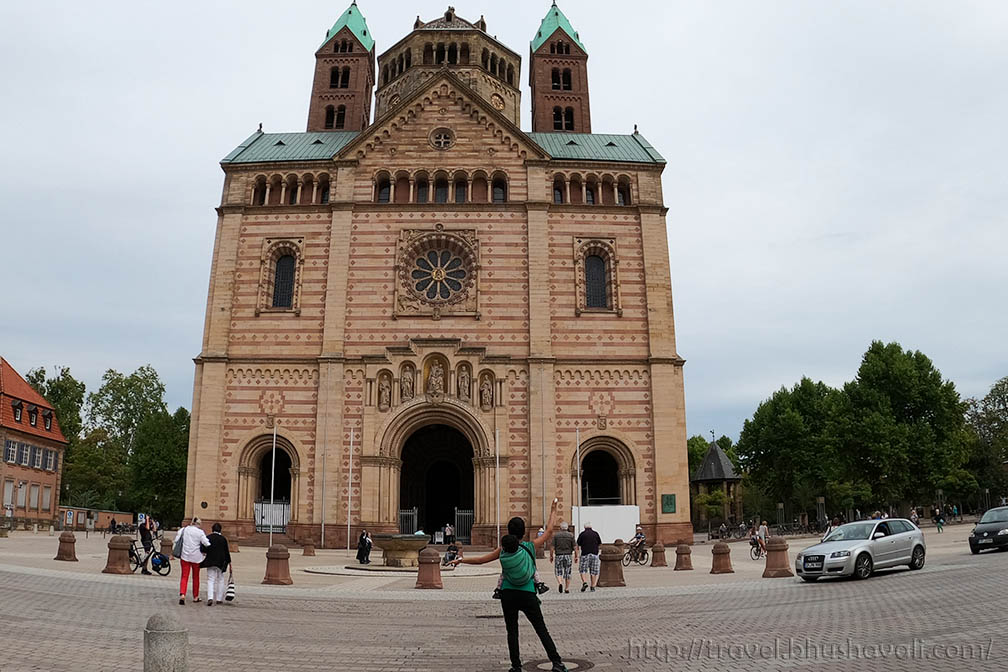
[434,176,449,203]
[481,49,489,69]
[565,43,571,55]
[436,43,446,64]
[423,43,434,64]
[376,175,391,203]
[397,54,403,75]
[585,184,596,205]
[347,41,352,53]
[272,255,296,308]
[329,67,339,88]
[553,179,565,204]
[287,178,298,205]
[340,66,351,88]
[334,105,346,129]
[460,43,470,64]
[584,255,608,309]
[490,54,497,76]
[564,107,575,131]
[253,178,267,206]
[553,107,563,130]
[552,69,561,90]
[324,106,335,129]
[318,177,330,204]
[562,69,572,90]
[454,179,467,204]
[448,43,457,64]
[405,49,411,69]
[550,43,556,54]
[492,178,507,203]
[617,183,631,206]
[506,64,515,85]
[415,176,429,203]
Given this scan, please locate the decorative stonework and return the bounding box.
[429,127,456,150]
[256,237,305,316]
[573,237,622,317]
[394,225,480,320]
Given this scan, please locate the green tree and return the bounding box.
[686,434,709,478]
[964,376,1008,507]
[694,489,728,521]
[25,366,86,445]
[715,434,740,468]
[128,407,190,525]
[86,366,167,455]
[62,428,129,510]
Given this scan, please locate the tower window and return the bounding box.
[436,43,446,64]
[376,176,391,203]
[319,178,330,204]
[448,43,457,64]
[272,255,296,308]
[553,180,565,204]
[585,255,608,309]
[335,105,346,129]
[564,107,575,131]
[562,69,572,90]
[434,177,449,203]
[460,43,470,64]
[492,178,507,204]
[324,106,335,129]
[423,43,433,64]
[340,66,351,88]
[617,184,631,206]
[329,67,339,88]
[553,107,563,130]
[552,69,561,90]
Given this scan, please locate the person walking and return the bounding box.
[576,522,602,592]
[139,517,154,575]
[356,529,372,564]
[550,521,576,594]
[174,516,210,605]
[201,523,232,606]
[452,497,567,672]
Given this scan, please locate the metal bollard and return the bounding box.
[144,612,188,672]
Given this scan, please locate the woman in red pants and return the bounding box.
[173,516,210,605]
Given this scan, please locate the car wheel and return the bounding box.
[970,545,980,555]
[909,545,925,570]
[801,576,818,583]
[854,553,873,579]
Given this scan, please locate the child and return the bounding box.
[493,535,548,598]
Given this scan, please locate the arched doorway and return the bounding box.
[236,433,300,534]
[581,450,621,505]
[399,424,474,539]
[258,446,292,501]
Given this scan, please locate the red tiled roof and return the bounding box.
[0,357,69,444]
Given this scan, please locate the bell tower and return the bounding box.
[306,1,376,132]
[529,2,591,133]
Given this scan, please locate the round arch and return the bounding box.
[570,434,638,506]
[376,397,492,459]
[235,429,304,524]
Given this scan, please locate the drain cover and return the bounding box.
[524,659,593,670]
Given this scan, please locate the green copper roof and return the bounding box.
[531,2,586,54]
[322,1,374,52]
[221,131,359,164]
[527,132,665,164]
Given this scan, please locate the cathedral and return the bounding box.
[185,2,691,546]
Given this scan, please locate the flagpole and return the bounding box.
[347,428,354,554]
[576,426,581,534]
[270,420,277,547]
[495,428,500,544]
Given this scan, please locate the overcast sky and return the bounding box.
[1,1,1005,440]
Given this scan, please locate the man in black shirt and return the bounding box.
[575,522,602,592]
[138,517,154,575]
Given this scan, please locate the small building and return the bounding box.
[57,507,135,532]
[690,442,742,526]
[1,358,67,528]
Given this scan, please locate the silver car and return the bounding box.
[794,518,926,582]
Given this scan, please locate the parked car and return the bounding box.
[794,518,926,582]
[968,506,1008,554]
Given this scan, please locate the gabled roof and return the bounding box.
[528,132,665,164]
[221,130,359,165]
[321,1,374,52]
[691,442,740,483]
[0,357,68,444]
[531,2,587,54]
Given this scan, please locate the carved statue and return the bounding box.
[428,361,445,395]
[401,369,414,400]
[480,375,493,409]
[457,367,471,401]
[378,377,391,410]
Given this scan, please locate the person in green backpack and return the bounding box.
[452,497,567,672]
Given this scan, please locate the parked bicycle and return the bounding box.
[128,538,171,576]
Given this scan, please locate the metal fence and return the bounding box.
[398,507,418,535]
[454,507,473,544]
[254,500,290,533]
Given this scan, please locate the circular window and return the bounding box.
[429,127,456,150]
[411,249,468,301]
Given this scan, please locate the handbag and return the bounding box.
[172,533,183,559]
[225,570,236,602]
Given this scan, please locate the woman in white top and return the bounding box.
[174,517,210,605]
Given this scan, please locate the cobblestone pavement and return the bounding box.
[0,524,1003,671]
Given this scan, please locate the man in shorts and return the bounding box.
[550,521,576,593]
[576,522,602,592]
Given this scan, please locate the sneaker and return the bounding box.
[141,570,152,575]
[590,586,596,592]
[492,588,502,600]
[552,665,569,672]
[178,597,185,606]
[207,600,213,606]
[558,584,564,593]
[193,598,201,603]
[580,582,588,592]
[535,582,549,595]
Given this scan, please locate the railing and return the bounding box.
[254,500,290,533]
[454,508,473,544]
[398,507,418,535]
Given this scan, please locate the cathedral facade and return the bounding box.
[185,3,691,546]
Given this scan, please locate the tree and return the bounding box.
[686,434,709,478]
[62,428,129,510]
[694,489,728,522]
[964,376,1008,507]
[715,434,740,468]
[25,366,86,445]
[128,407,190,524]
[86,366,167,455]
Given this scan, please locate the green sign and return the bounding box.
[661,494,676,514]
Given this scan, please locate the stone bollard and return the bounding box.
[160,536,174,558]
[262,544,293,585]
[597,539,626,587]
[144,612,188,672]
[102,535,133,574]
[54,531,78,562]
[650,542,667,567]
[674,541,693,571]
[711,542,734,574]
[415,547,443,589]
[302,541,315,557]
[762,536,794,578]
[33,523,38,535]
[49,525,55,536]
[230,537,239,553]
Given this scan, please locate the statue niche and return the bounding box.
[457,365,471,402]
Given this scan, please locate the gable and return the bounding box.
[318,25,372,56]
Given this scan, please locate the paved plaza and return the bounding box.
[0,524,1003,671]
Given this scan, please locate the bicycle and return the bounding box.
[749,539,764,560]
[129,538,171,576]
[622,544,650,566]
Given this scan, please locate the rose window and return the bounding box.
[411,249,467,301]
